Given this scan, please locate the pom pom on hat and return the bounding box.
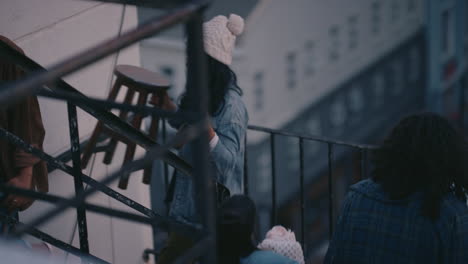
[203,13,244,65]
[227,14,244,36]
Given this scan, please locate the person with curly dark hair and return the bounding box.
[325,113,468,263]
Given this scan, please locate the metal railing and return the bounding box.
[153,119,378,260]
[244,125,377,256]
[0,0,387,263]
[0,0,217,263]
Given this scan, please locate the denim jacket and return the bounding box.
[169,87,248,224]
[325,179,468,264]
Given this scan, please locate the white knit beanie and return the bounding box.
[203,14,244,65]
[258,225,305,264]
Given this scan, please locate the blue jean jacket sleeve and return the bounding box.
[210,121,246,194]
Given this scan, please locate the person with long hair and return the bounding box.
[324,113,468,263]
[156,14,249,263]
[219,195,298,264]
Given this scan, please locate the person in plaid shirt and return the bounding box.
[325,113,468,264]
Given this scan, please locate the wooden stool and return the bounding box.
[81,64,170,189]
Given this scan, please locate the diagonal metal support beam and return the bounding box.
[0,184,155,226]
[9,120,207,238]
[38,89,193,121]
[0,33,192,177]
[0,213,110,264]
[0,127,202,238]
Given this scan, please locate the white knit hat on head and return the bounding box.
[203,13,244,65]
[258,225,305,264]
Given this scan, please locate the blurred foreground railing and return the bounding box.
[0,0,217,263]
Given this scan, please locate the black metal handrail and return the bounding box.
[0,22,193,177]
[246,125,378,256]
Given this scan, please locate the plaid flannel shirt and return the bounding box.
[325,179,468,264]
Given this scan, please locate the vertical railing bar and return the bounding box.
[299,137,306,253]
[186,10,217,264]
[244,133,249,195]
[67,103,89,253]
[270,133,277,226]
[327,143,334,240]
[459,80,465,131]
[162,118,169,192]
[360,148,366,181]
[162,118,171,216]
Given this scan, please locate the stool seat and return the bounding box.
[114,64,170,92]
[81,64,170,189]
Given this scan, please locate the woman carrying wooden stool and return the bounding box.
[155,14,248,264]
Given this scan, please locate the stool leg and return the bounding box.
[103,88,135,165]
[81,122,104,169]
[143,115,160,184]
[118,91,148,189]
[81,79,122,168]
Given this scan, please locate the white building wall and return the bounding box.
[1,1,153,263]
[140,0,425,144]
[241,0,425,142]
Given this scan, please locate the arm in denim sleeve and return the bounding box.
[209,121,245,186]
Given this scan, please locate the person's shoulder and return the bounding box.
[348,178,392,203]
[224,88,245,108]
[217,88,248,125]
[439,193,468,221]
[241,250,299,264]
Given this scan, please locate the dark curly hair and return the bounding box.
[179,53,242,116]
[218,195,257,264]
[372,112,468,220]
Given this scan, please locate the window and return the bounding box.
[329,26,340,62]
[285,137,299,172]
[391,0,400,22]
[330,98,346,127]
[393,60,406,93]
[160,65,176,96]
[254,72,264,110]
[160,66,174,79]
[348,15,359,50]
[372,73,385,107]
[304,41,315,77]
[305,116,322,155]
[409,46,421,82]
[257,150,271,193]
[441,9,455,56]
[286,52,297,89]
[466,2,468,34]
[349,84,364,113]
[371,1,382,35]
[407,0,417,13]
[390,60,405,95]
